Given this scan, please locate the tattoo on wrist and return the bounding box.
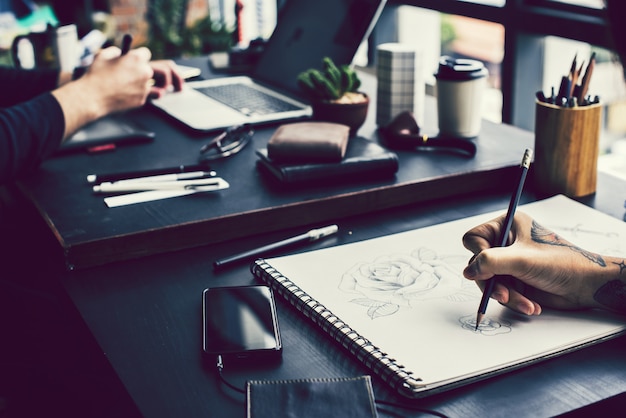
[614,260,626,275]
[530,220,606,267]
[594,280,626,314]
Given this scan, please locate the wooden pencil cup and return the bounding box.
[533,100,602,197]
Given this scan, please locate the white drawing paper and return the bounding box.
[264,195,626,388]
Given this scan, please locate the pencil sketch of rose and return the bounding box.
[459,315,512,336]
[339,248,475,319]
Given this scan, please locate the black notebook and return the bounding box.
[256,136,398,184]
[250,196,626,399]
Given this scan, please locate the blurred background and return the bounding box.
[1,0,624,180]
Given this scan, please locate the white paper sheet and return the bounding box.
[263,195,626,388]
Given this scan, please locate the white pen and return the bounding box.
[93,178,227,193]
[213,225,339,270]
[107,171,216,184]
[86,164,214,183]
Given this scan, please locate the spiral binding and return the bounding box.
[251,259,426,398]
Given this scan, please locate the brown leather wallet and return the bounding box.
[267,122,350,163]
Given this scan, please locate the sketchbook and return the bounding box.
[251,195,626,399]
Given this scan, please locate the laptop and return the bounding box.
[150,0,387,132]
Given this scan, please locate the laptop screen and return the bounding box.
[253,0,387,98]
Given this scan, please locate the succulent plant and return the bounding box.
[297,57,364,103]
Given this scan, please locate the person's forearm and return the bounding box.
[57,71,73,87]
[50,47,154,139]
[51,77,108,140]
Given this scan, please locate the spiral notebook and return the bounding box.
[250,195,626,399]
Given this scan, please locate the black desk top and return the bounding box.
[16,56,626,417]
[16,62,532,270]
[60,172,626,418]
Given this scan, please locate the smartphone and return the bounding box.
[202,285,282,363]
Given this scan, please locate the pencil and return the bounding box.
[568,53,577,78]
[475,148,533,330]
[577,52,596,104]
[568,54,578,98]
[571,60,584,100]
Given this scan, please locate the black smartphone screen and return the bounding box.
[202,285,282,361]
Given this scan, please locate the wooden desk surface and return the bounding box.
[60,172,626,418]
[16,64,532,270]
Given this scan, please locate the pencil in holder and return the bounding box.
[533,100,602,198]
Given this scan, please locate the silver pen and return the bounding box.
[93,178,227,193]
[213,225,339,270]
[107,171,216,184]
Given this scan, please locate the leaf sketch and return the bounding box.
[350,298,400,319]
[549,223,624,257]
[552,223,619,239]
[339,247,476,319]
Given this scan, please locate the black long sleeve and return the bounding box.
[0,68,65,184]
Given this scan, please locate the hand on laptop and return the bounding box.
[148,60,185,99]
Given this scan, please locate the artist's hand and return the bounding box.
[462,211,625,315]
[83,46,155,114]
[52,46,153,139]
[148,60,184,99]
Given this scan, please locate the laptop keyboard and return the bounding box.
[197,84,302,116]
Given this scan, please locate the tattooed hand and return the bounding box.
[462,211,626,316]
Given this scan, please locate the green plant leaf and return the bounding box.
[297,57,362,101]
[322,57,342,89]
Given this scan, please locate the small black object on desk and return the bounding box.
[378,111,477,157]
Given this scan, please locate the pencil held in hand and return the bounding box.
[475,148,533,330]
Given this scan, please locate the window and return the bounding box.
[372,0,625,176]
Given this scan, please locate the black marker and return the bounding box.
[121,34,133,55]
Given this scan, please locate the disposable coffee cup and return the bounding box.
[11,24,78,71]
[435,56,488,138]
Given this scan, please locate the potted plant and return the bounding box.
[297,57,370,135]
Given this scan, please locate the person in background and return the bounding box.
[0,42,182,417]
[0,44,184,184]
[462,0,626,316]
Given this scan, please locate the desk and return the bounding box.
[15,57,626,417]
[59,172,626,418]
[16,58,532,270]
